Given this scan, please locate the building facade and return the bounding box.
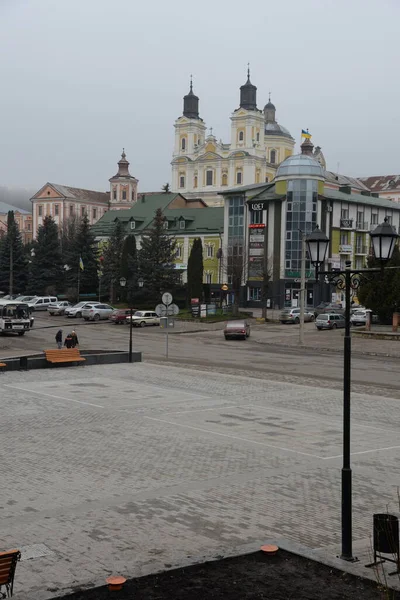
[171,72,295,207]
[358,175,400,203]
[31,150,138,238]
[0,201,33,244]
[221,139,400,308]
[91,193,224,286]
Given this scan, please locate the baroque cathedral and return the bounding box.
[171,70,295,206]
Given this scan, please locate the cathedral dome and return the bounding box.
[264,121,293,139]
[276,154,324,179]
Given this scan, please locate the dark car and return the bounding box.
[224,320,250,340]
[109,309,136,324]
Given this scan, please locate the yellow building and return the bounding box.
[171,71,295,206]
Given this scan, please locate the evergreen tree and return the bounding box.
[358,245,400,323]
[0,211,28,294]
[138,208,178,302]
[101,220,126,302]
[161,183,171,193]
[28,216,64,294]
[187,238,203,301]
[120,234,137,281]
[64,214,98,296]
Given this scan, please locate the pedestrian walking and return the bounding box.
[64,333,73,348]
[55,329,63,350]
[70,330,79,348]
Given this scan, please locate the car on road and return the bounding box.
[315,313,346,330]
[48,301,72,316]
[280,307,315,324]
[224,320,250,340]
[350,309,379,326]
[109,309,136,324]
[65,302,93,318]
[82,303,114,321]
[314,303,344,317]
[27,296,58,311]
[16,295,37,302]
[127,311,160,327]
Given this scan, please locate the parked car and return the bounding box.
[16,295,37,302]
[350,309,379,326]
[82,303,114,321]
[48,301,72,316]
[224,320,250,340]
[109,309,136,324]
[2,294,21,300]
[27,296,58,311]
[315,313,346,330]
[314,302,344,316]
[127,311,160,327]
[65,302,93,318]
[280,307,315,324]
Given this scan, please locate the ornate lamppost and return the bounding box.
[120,276,144,363]
[306,218,399,562]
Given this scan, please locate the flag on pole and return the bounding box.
[79,257,84,271]
[301,129,312,140]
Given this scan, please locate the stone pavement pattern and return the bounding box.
[0,363,399,598]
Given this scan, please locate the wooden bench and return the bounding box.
[0,549,21,598]
[0,363,6,373]
[45,348,86,365]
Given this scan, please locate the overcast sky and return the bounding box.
[0,0,399,194]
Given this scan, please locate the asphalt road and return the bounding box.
[1,313,399,392]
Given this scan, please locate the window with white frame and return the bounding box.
[236,171,242,185]
[163,220,168,230]
[205,272,212,284]
[130,221,135,230]
[270,150,276,164]
[341,207,349,219]
[54,204,59,216]
[92,208,97,220]
[249,287,261,301]
[81,206,86,217]
[181,137,186,151]
[206,170,213,186]
[175,246,182,258]
[179,219,185,230]
[371,212,378,225]
[386,214,393,225]
[250,210,263,225]
[38,205,43,216]
[239,131,244,141]
[206,244,214,258]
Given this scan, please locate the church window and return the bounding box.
[122,190,127,200]
[265,176,269,182]
[132,190,135,201]
[194,175,198,188]
[206,170,213,186]
[113,189,117,200]
[222,173,228,186]
[181,137,186,151]
[270,150,276,164]
[236,171,242,185]
[54,204,59,216]
[38,205,43,216]
[92,208,97,220]
[179,175,185,188]
[239,131,244,141]
[256,132,260,142]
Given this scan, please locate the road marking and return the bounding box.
[143,415,325,459]
[169,405,240,415]
[324,445,400,460]
[3,385,106,409]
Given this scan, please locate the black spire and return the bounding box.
[239,65,257,111]
[183,75,200,119]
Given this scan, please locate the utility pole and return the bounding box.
[9,237,13,296]
[299,233,306,346]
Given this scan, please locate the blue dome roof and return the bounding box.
[276,153,324,178]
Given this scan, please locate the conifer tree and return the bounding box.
[64,214,98,295]
[101,220,126,302]
[28,215,64,294]
[138,208,178,302]
[0,211,28,294]
[187,238,204,301]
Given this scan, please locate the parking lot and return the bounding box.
[1,362,400,598]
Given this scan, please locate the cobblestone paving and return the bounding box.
[1,363,400,598]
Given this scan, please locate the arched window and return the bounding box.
[122,190,127,200]
[255,170,260,184]
[206,170,213,186]
[181,137,186,151]
[270,150,276,164]
[265,176,269,182]
[236,171,242,185]
[222,173,228,186]
[179,174,185,188]
[194,175,198,188]
[113,189,117,200]
[239,131,244,141]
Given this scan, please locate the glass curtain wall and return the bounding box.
[227,196,245,285]
[285,180,317,277]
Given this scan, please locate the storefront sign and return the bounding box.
[191,298,200,318]
[248,201,268,211]
[339,245,353,253]
[249,223,266,229]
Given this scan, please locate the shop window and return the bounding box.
[249,287,261,301]
[250,210,263,225]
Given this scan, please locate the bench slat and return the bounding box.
[45,348,85,365]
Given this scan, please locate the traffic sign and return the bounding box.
[162,292,173,306]
[155,303,179,317]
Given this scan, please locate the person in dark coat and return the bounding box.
[55,329,63,349]
[70,330,79,348]
[64,333,73,348]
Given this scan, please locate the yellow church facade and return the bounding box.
[171,71,295,206]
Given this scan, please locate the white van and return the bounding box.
[27,296,58,311]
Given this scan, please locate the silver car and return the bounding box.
[315,313,346,330]
[65,302,93,318]
[48,301,71,316]
[280,307,315,324]
[82,303,114,321]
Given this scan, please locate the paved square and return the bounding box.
[1,363,400,598]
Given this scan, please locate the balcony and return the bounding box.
[339,244,353,254]
[356,221,369,231]
[340,218,353,229]
[355,245,368,255]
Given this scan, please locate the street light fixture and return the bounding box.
[306,219,399,562]
[138,277,144,289]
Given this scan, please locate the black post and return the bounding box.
[129,299,133,364]
[341,263,353,560]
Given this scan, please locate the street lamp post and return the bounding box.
[120,276,144,364]
[306,218,399,562]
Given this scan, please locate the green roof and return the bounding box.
[322,188,400,210]
[91,193,224,238]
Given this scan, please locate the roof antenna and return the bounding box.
[190,74,193,92]
[247,62,250,80]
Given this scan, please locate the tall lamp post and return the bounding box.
[306,218,398,562]
[119,276,144,364]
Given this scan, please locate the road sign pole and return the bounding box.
[166,317,169,359]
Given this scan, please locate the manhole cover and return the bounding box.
[19,543,54,561]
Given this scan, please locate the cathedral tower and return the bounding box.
[109,149,138,209]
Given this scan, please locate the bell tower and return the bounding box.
[109,149,138,209]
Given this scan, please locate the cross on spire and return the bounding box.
[190,74,193,92]
[247,62,250,79]
[209,126,213,136]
